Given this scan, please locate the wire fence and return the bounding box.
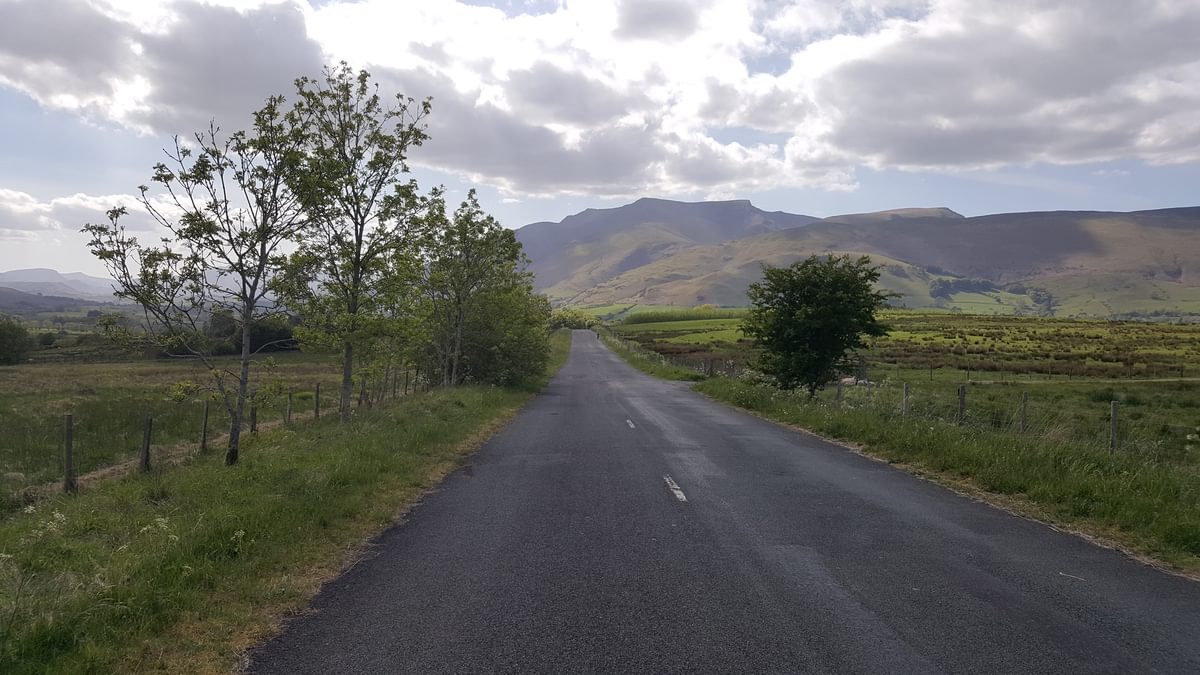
[603,330,1199,462]
[2,369,432,512]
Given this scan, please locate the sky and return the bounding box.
[1,0,1199,276]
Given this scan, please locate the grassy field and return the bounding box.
[0,330,570,673]
[0,352,354,512]
[606,312,1200,572]
[617,309,1200,377]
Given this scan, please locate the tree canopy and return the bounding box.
[742,255,891,396]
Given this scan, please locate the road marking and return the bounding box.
[663,475,687,502]
[1058,572,1086,582]
[626,419,636,429]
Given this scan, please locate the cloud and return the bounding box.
[505,61,637,125]
[0,188,165,237]
[615,0,702,41]
[810,0,1200,168]
[0,0,138,111]
[131,1,326,135]
[0,0,1197,202]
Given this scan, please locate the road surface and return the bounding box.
[251,330,1200,674]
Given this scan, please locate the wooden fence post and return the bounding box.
[250,404,258,433]
[286,392,292,424]
[1020,391,1028,433]
[140,416,153,473]
[1110,400,1119,451]
[315,383,321,419]
[901,382,909,416]
[63,414,76,494]
[957,385,966,425]
[836,380,844,405]
[200,401,209,453]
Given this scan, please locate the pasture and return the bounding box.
[611,310,1200,459]
[0,352,353,512]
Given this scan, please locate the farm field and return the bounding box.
[611,309,1200,459]
[0,351,381,512]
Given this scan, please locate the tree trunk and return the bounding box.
[228,315,253,465]
[450,305,464,386]
[340,340,354,423]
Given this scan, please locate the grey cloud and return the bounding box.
[0,0,136,102]
[701,78,810,134]
[132,2,326,136]
[814,0,1200,167]
[377,66,664,194]
[615,0,700,41]
[506,61,635,125]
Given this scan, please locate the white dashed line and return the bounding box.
[626,419,636,429]
[663,475,687,502]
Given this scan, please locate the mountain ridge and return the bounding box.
[516,200,1200,316]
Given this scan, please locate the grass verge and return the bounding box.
[694,377,1200,576]
[0,330,571,673]
[595,327,704,381]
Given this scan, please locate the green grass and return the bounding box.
[0,352,350,510]
[619,307,748,324]
[570,304,682,321]
[594,328,705,381]
[694,377,1200,573]
[0,331,571,673]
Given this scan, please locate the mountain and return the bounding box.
[515,198,819,301]
[0,286,113,314]
[516,200,1200,317]
[0,268,119,302]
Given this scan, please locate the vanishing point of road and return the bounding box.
[252,330,1200,674]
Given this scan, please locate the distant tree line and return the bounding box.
[928,277,996,298]
[82,63,550,465]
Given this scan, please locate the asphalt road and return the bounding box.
[251,330,1200,674]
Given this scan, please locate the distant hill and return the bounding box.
[0,268,118,303]
[0,286,112,315]
[515,200,1200,317]
[515,198,819,300]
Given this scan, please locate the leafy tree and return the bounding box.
[83,95,307,465]
[549,308,595,329]
[420,190,548,385]
[279,62,433,423]
[0,316,29,365]
[742,255,891,396]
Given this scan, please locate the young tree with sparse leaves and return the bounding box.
[742,254,892,396]
[278,62,433,423]
[82,96,307,465]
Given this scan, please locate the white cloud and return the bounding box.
[0,188,168,237]
[0,0,1197,200]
